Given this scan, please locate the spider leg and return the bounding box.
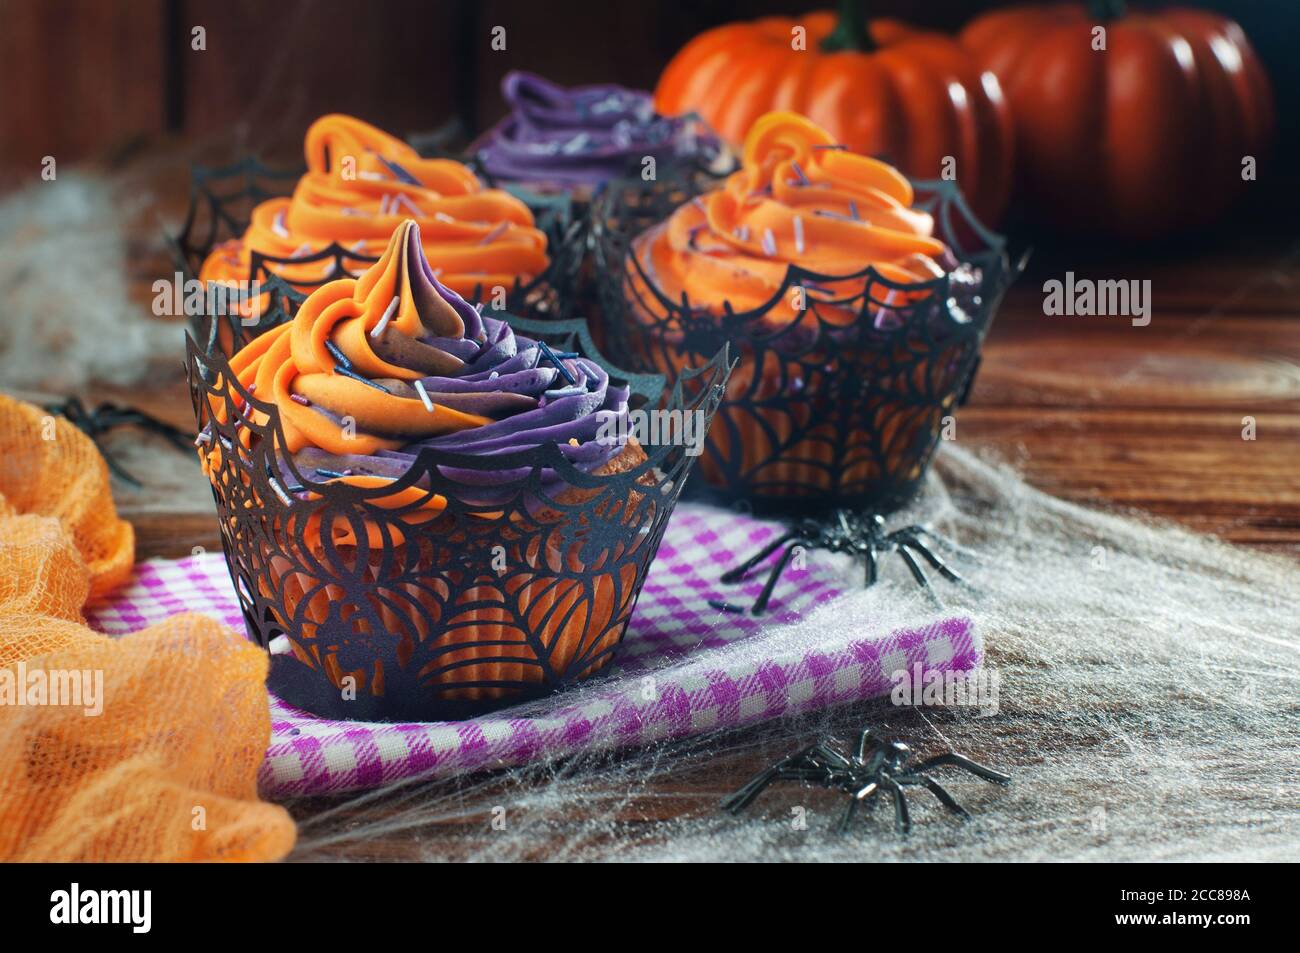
[897,523,984,561]
[894,544,933,591]
[722,744,832,813]
[720,765,780,814]
[809,743,853,771]
[910,752,1011,785]
[750,541,802,614]
[836,795,859,834]
[883,778,911,835]
[865,542,880,586]
[916,776,972,821]
[856,726,873,763]
[899,538,962,585]
[719,531,800,584]
[836,781,881,834]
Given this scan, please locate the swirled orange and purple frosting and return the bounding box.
[212,219,635,518]
[628,111,957,329]
[199,115,549,309]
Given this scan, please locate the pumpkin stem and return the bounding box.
[820,0,875,54]
[1087,0,1128,20]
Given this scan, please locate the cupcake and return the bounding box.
[471,71,728,205]
[609,111,999,508]
[198,219,677,718]
[198,114,550,331]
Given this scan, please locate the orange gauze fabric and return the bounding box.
[0,393,295,861]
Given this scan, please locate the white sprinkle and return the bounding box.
[562,132,590,155]
[793,215,806,255]
[272,210,289,238]
[489,371,499,380]
[479,222,508,245]
[267,476,292,506]
[340,207,363,216]
[194,430,211,446]
[761,228,777,256]
[379,194,391,216]
[395,193,423,216]
[734,225,750,242]
[291,243,314,258]
[358,170,385,181]
[413,379,434,412]
[371,296,399,338]
[434,211,455,224]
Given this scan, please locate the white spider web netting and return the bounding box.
[287,443,1299,862]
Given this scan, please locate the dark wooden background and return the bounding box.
[2,0,1297,194]
[1,0,1295,861]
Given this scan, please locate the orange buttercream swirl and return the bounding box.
[200,114,549,306]
[226,221,499,463]
[629,112,952,327]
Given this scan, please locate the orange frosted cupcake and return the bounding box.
[199,115,549,329]
[618,111,989,505]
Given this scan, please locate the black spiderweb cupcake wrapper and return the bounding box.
[186,315,731,722]
[590,168,1024,516]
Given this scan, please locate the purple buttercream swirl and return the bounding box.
[473,71,723,188]
[284,227,632,490]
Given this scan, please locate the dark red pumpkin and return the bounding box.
[655,2,1015,226]
[961,1,1274,239]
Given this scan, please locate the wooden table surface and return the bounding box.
[82,193,1300,859]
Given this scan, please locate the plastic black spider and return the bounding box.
[44,397,196,488]
[710,510,964,615]
[722,728,1010,835]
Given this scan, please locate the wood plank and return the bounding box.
[177,0,463,162]
[0,0,166,182]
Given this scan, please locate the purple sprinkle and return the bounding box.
[323,339,352,370]
[850,200,860,221]
[734,225,750,242]
[761,228,777,257]
[790,161,809,186]
[376,154,421,185]
[793,216,806,255]
[537,340,575,386]
[289,393,311,406]
[335,364,389,393]
[813,144,848,151]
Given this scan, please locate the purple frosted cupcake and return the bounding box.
[472,71,729,202]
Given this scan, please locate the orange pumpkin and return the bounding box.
[655,2,1014,227]
[962,1,1274,239]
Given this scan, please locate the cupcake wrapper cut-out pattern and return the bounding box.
[592,119,1019,515]
[188,308,730,721]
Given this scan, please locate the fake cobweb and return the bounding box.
[286,443,1300,862]
[0,173,180,392]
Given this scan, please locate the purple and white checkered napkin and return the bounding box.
[86,503,982,797]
